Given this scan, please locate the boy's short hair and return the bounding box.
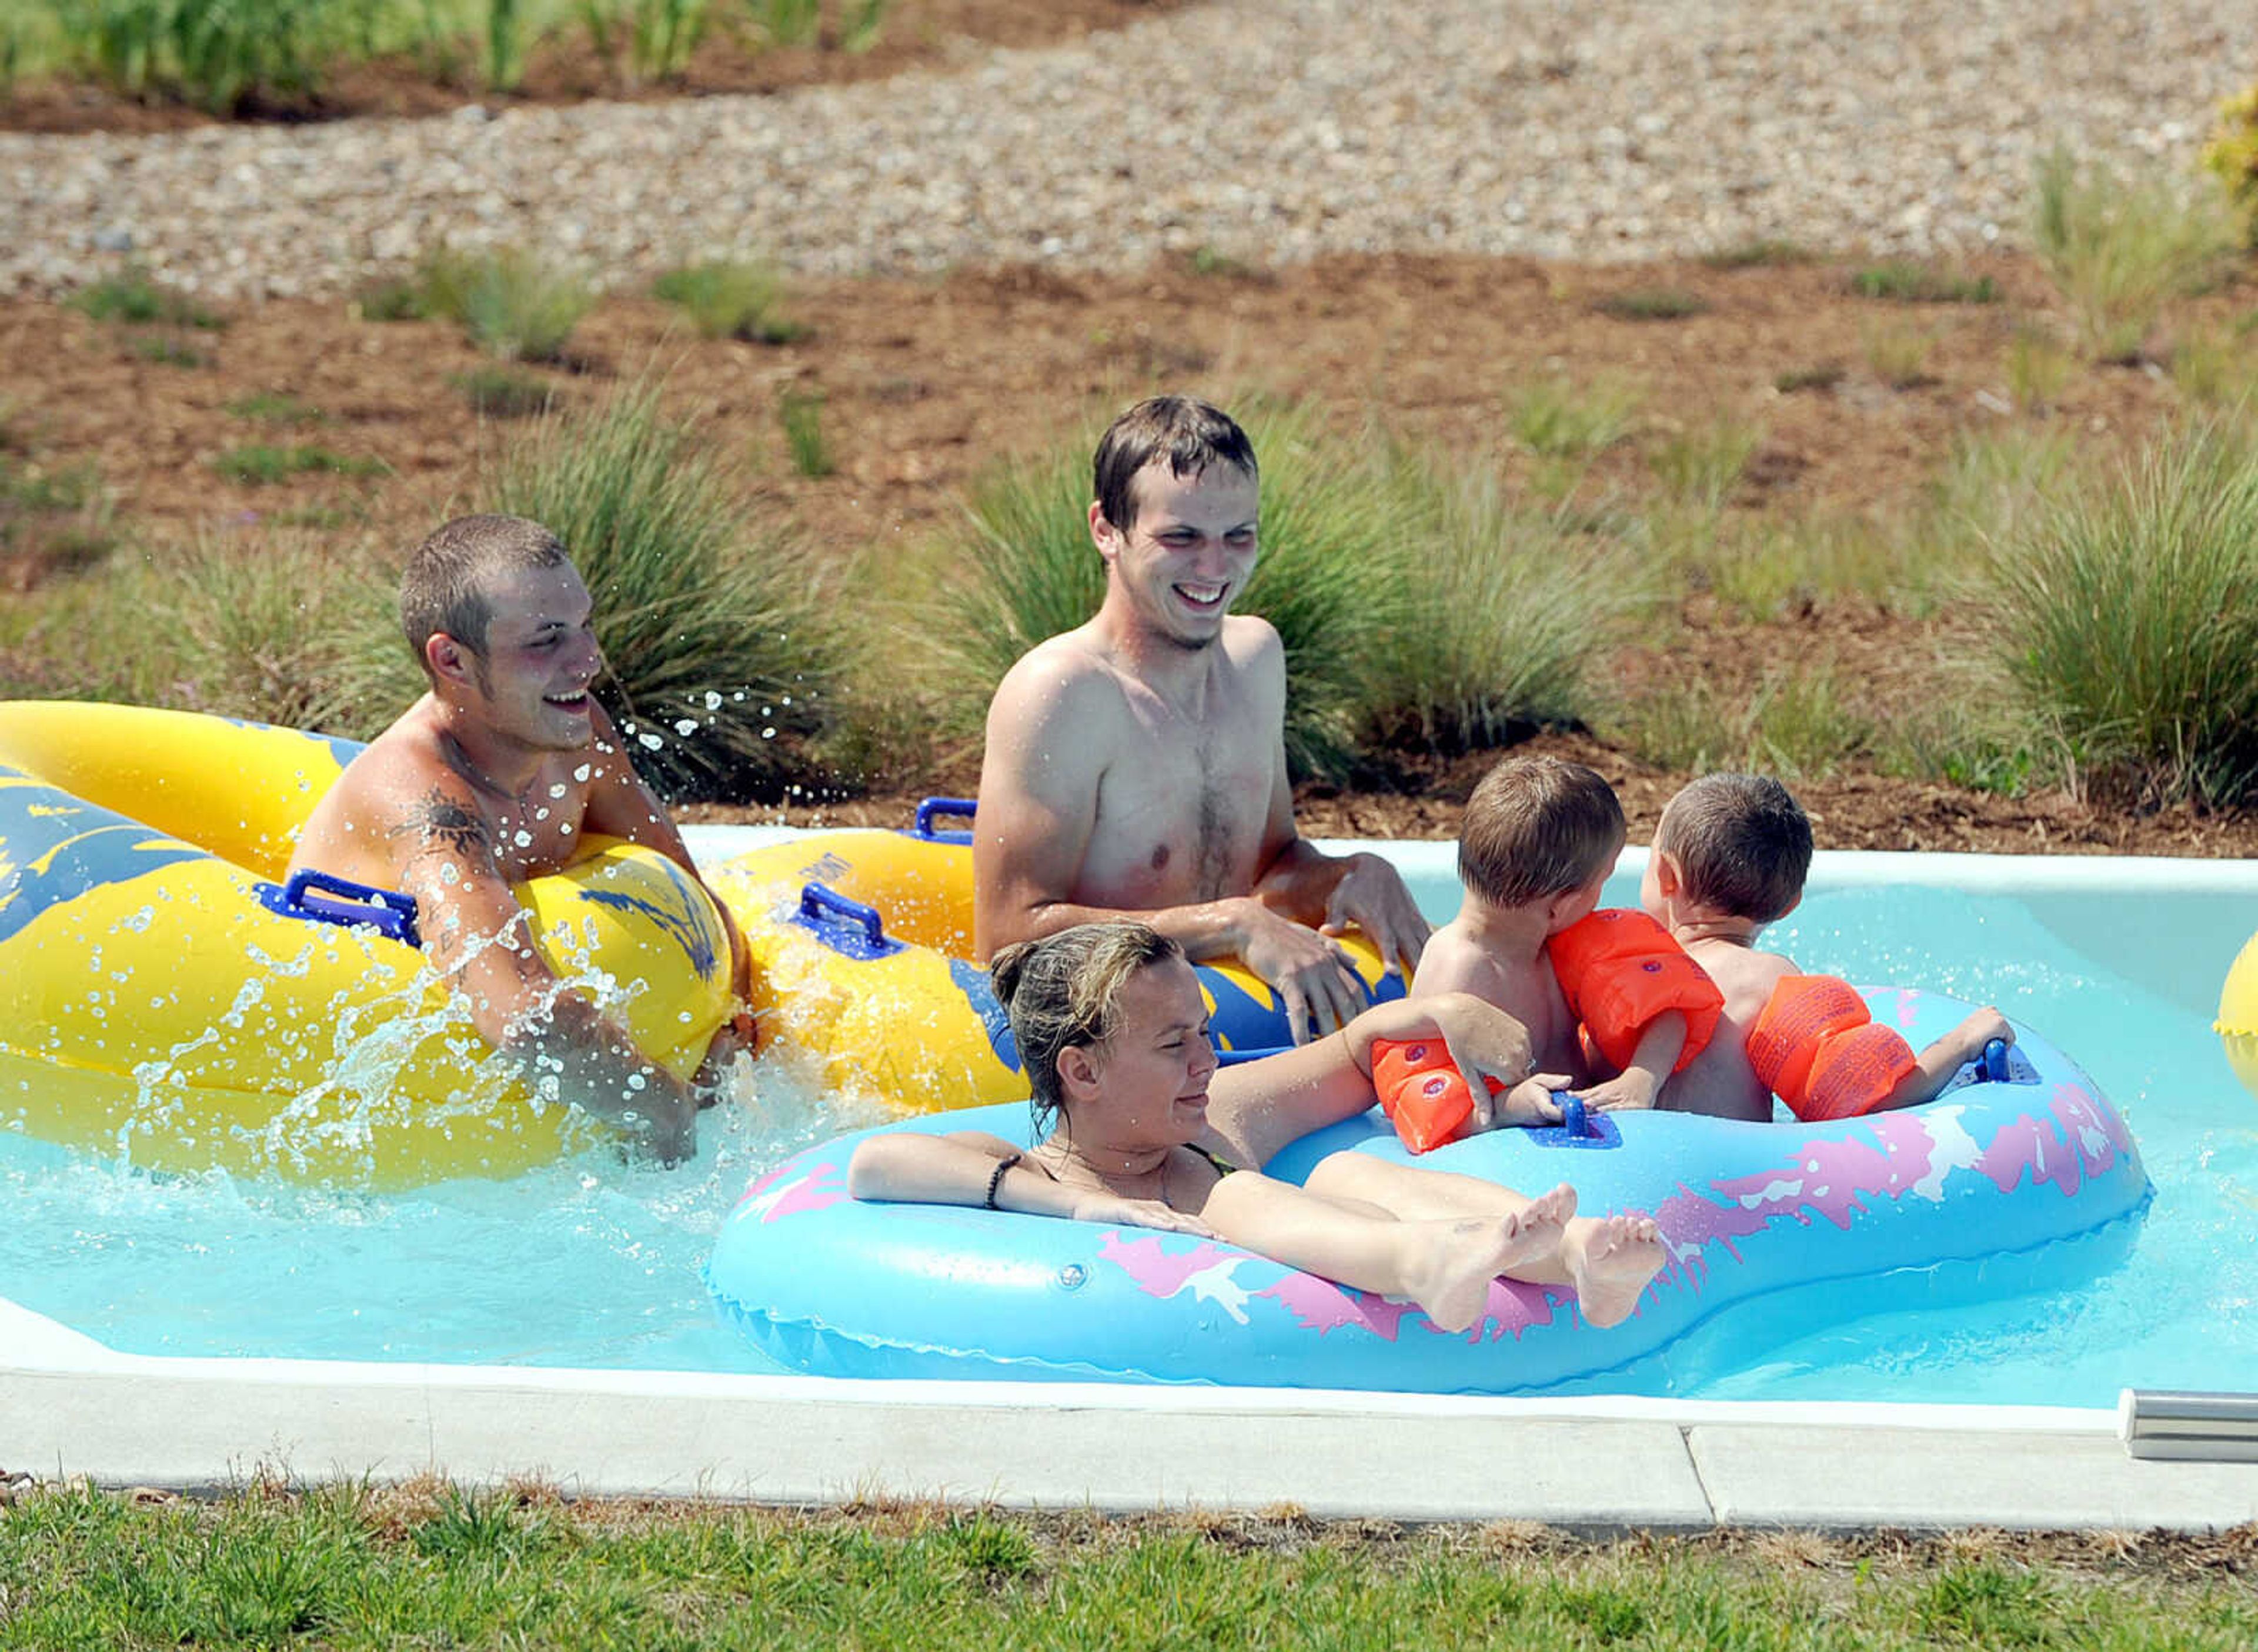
[1458,755,1625,908]
[1092,396,1258,533]
[399,513,570,681]
[1656,773,1813,923]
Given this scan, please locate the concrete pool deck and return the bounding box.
[7,1300,2257,1530]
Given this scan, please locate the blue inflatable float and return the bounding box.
[705,989,2151,1393]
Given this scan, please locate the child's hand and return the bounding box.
[1573,1068,1662,1112]
[1498,1074,1571,1128]
[1953,1007,2015,1061]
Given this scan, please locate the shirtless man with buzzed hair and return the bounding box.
[288,513,754,1163]
[973,396,1431,1042]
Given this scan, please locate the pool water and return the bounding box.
[4,842,2254,1406]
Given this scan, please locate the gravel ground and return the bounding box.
[1,0,2249,298]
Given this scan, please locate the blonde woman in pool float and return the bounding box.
[847,921,1666,1333]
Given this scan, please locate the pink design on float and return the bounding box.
[1976,1082,2120,1198]
[731,1159,850,1223]
[1097,1232,1256,1323]
[1258,1271,1419,1340]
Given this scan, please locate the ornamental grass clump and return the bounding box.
[421,246,594,364]
[653,259,807,343]
[1360,453,1649,753]
[484,380,849,800]
[1973,421,2258,806]
[2032,145,2241,362]
[52,0,336,112]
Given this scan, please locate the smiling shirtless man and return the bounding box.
[973,397,1430,1042]
[288,514,753,1163]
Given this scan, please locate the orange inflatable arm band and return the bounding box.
[1371,1037,1504,1155]
[1746,974,1920,1121]
[1548,909,1724,1074]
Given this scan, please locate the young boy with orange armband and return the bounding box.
[1639,773,2012,1122]
[1371,755,1725,1151]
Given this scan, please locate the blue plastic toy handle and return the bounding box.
[799,881,888,949]
[269,868,421,948]
[1980,1037,2012,1084]
[913,797,979,839]
[1558,1092,1593,1139]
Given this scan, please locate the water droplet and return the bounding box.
[703,691,723,711]
[573,764,593,782]
[761,727,776,739]
[637,733,664,751]
[673,718,699,737]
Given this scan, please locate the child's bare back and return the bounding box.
[1412,918,1589,1084]
[1656,937,1798,1122]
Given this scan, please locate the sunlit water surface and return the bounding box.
[4,856,2254,1405]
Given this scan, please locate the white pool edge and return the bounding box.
[10,1272,2258,1530]
[11,837,2258,1530]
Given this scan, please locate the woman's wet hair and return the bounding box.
[1656,773,1812,922]
[1457,754,1625,908]
[399,513,569,681]
[1091,396,1258,534]
[990,920,1184,1131]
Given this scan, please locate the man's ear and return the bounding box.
[1088,500,1122,562]
[425,631,475,688]
[1652,850,1684,898]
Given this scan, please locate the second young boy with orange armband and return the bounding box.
[1374,755,1725,1150]
[1638,773,2012,1123]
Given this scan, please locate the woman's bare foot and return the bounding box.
[1494,1181,1578,1275]
[1561,1213,1665,1329]
[1399,1217,1526,1334]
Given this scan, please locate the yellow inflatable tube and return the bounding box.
[706,804,1401,1116]
[0,701,732,1186]
[2219,929,2258,1103]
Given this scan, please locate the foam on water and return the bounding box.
[4,864,2255,1403]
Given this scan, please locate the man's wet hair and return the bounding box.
[1458,754,1626,908]
[1092,396,1258,533]
[1655,773,1813,923]
[399,513,570,682]
[991,920,1184,1133]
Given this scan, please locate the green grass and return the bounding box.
[209,444,388,484]
[482,377,850,800]
[2005,321,2075,414]
[1361,453,1655,752]
[43,0,338,111]
[11,524,407,730]
[1648,414,1763,511]
[6,1483,2255,1651]
[2169,325,2256,409]
[353,276,430,323]
[1506,373,1640,457]
[1594,286,1709,322]
[450,364,555,418]
[1701,237,1812,269]
[779,384,833,476]
[0,452,113,576]
[1861,318,1935,389]
[125,333,209,367]
[1772,361,1845,394]
[225,390,325,424]
[420,245,594,363]
[1848,261,2000,304]
[1604,663,1878,778]
[1970,420,2258,805]
[653,258,808,343]
[1698,510,1944,623]
[2033,143,2243,361]
[581,0,710,81]
[66,266,222,329]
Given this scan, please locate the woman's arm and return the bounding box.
[847,1132,1212,1233]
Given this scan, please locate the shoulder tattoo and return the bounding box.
[390,787,491,858]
